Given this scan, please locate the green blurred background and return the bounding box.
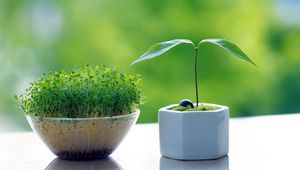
[1,0,300,131]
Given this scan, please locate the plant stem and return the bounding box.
[194,47,199,107]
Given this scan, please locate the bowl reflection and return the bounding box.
[45,157,123,170]
[160,155,229,170]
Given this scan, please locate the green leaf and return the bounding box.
[198,39,257,67]
[131,39,194,65]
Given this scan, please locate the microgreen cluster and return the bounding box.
[16,65,142,118]
[171,104,218,112]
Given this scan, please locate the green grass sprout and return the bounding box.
[16,65,142,118]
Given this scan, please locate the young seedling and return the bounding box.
[16,65,142,118]
[131,39,256,110]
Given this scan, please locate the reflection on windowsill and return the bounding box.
[160,155,229,170]
[45,156,123,170]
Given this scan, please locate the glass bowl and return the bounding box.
[26,110,140,160]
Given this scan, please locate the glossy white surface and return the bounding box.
[1,114,300,170]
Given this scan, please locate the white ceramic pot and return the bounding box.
[159,103,229,160]
[160,156,229,170]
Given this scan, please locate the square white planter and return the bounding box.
[159,103,229,160]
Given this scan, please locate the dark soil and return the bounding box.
[57,148,113,160]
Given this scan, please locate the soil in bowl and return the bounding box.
[26,111,139,160]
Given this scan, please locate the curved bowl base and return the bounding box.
[57,148,113,160]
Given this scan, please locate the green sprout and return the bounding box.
[131,39,256,108]
[16,65,142,118]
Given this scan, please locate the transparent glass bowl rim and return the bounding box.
[25,109,140,121]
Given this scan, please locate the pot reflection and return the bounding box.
[45,157,123,170]
[160,155,229,170]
